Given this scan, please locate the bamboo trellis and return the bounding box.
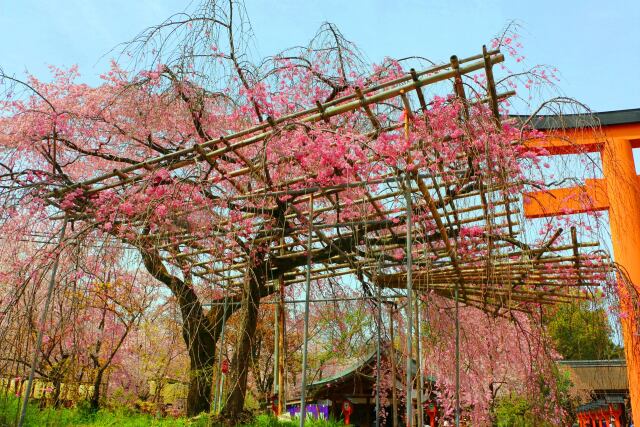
[44,46,610,312]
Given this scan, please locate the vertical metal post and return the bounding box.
[415,297,423,427]
[404,179,413,427]
[215,297,228,414]
[455,285,460,427]
[273,298,279,405]
[451,53,465,427]
[19,218,67,427]
[390,305,398,427]
[218,374,225,413]
[278,266,286,415]
[375,276,382,427]
[299,196,314,426]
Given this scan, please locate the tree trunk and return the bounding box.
[140,247,229,417]
[50,354,68,408]
[52,380,62,408]
[89,368,104,411]
[183,316,216,416]
[221,268,263,419]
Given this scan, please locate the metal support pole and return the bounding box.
[405,179,413,427]
[455,285,460,427]
[390,305,398,427]
[218,374,225,413]
[278,239,286,415]
[278,275,286,415]
[375,278,382,427]
[299,196,314,426]
[215,297,228,414]
[415,297,423,427]
[273,298,279,403]
[19,218,67,427]
[423,293,432,426]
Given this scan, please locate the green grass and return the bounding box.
[0,396,342,427]
[239,415,344,427]
[0,395,207,427]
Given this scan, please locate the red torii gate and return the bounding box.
[523,110,640,424]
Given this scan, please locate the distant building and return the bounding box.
[559,359,632,426]
[286,345,438,427]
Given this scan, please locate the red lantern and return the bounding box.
[221,360,229,375]
[342,399,353,425]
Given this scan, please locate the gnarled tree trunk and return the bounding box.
[141,247,232,416]
[89,368,104,411]
[220,267,263,419]
[182,304,217,416]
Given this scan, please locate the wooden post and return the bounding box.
[389,305,398,427]
[601,137,640,426]
[609,403,622,427]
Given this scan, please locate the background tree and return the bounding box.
[545,301,622,360]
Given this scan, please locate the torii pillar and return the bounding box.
[524,122,640,424]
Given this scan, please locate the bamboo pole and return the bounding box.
[49,52,505,198]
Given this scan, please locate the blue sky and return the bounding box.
[1,0,638,112]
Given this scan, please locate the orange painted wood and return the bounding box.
[523,178,610,217]
[525,123,640,155]
[601,137,640,426]
[523,123,640,426]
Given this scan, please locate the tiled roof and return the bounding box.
[558,359,628,391]
[512,108,640,129]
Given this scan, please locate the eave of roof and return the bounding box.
[557,359,626,368]
[307,348,436,390]
[308,350,377,389]
[577,396,626,413]
[512,108,640,130]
